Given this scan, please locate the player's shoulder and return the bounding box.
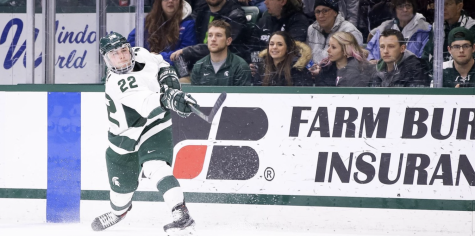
[132,47,155,61]
[131,46,150,55]
[132,47,168,66]
[106,70,127,82]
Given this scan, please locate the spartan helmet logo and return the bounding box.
[112,177,120,187]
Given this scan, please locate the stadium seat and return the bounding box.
[242,6,259,27]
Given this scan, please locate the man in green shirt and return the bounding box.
[443,27,475,87]
[191,20,252,86]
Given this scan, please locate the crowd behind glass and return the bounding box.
[5,0,475,87]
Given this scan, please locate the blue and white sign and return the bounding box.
[0,13,135,84]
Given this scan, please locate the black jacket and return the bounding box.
[316,63,337,87]
[253,67,313,86]
[182,0,249,64]
[248,10,309,52]
[337,60,375,87]
[252,41,314,86]
[317,58,375,87]
[370,50,430,87]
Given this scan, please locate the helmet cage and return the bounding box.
[103,43,136,74]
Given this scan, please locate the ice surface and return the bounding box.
[0,222,362,236]
[1,200,472,236]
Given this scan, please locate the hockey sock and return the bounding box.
[110,191,134,215]
[142,160,184,211]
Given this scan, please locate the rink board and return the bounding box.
[1,86,475,235]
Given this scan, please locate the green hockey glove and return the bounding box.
[160,85,198,118]
[158,67,181,90]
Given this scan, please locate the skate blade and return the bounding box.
[166,224,196,236]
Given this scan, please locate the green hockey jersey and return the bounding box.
[105,47,176,154]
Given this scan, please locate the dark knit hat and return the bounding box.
[448,27,474,45]
[314,0,339,13]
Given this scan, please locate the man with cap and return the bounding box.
[421,0,475,74]
[306,0,363,67]
[302,0,360,28]
[443,27,475,87]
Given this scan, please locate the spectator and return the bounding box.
[443,27,475,87]
[307,0,363,65]
[418,0,435,24]
[421,0,475,71]
[313,32,375,87]
[188,0,208,17]
[128,0,196,66]
[356,0,374,42]
[171,0,249,68]
[303,0,360,28]
[368,0,393,30]
[253,31,313,86]
[366,0,431,61]
[248,0,308,52]
[369,29,429,87]
[191,20,252,86]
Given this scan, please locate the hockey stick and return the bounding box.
[189,92,227,123]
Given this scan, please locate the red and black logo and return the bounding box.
[171,107,268,180]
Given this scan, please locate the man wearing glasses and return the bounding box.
[307,0,363,65]
[422,0,475,72]
[443,27,475,87]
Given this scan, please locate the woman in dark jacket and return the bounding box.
[253,31,313,86]
[313,31,375,87]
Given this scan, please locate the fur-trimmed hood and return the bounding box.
[182,1,192,20]
[258,41,312,70]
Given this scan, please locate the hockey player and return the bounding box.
[91,32,196,235]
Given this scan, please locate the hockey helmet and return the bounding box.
[99,32,135,74]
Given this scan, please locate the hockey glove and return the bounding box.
[160,85,198,118]
[158,67,181,90]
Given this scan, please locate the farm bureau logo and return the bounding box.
[171,107,268,180]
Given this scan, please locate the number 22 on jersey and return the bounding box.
[118,76,138,92]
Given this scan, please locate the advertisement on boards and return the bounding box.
[169,93,475,200]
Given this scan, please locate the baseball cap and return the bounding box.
[448,27,475,45]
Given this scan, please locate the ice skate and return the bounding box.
[91,205,132,231]
[164,202,195,235]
